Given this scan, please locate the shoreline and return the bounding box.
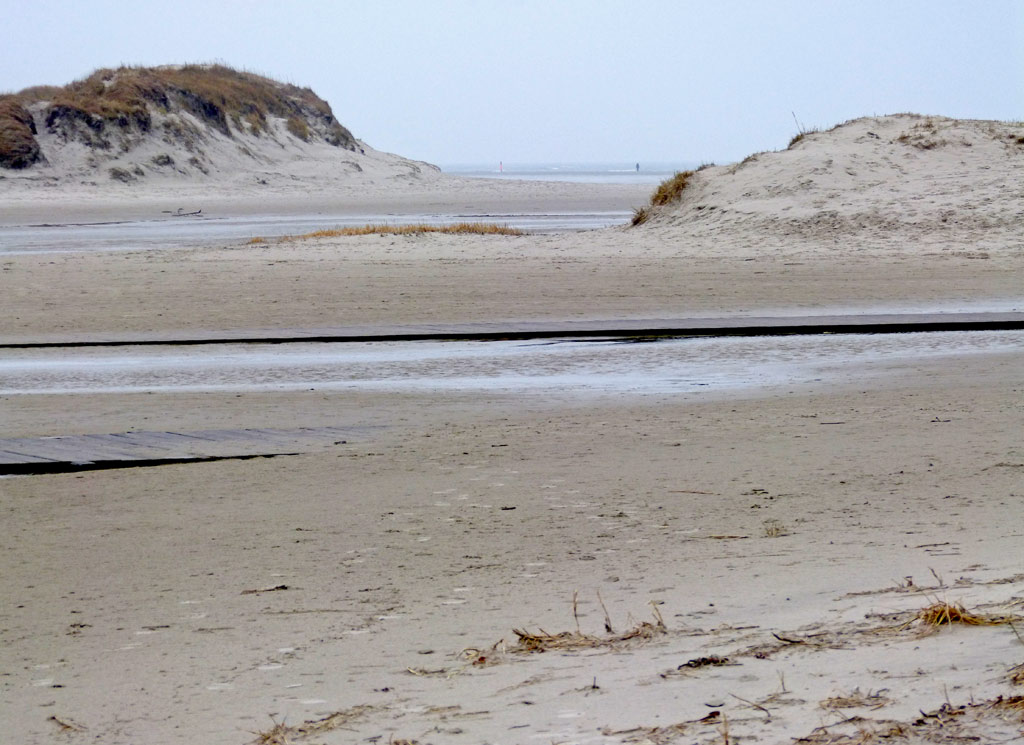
[0,175,653,226]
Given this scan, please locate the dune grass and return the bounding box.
[15,63,354,147]
[650,170,695,206]
[630,206,651,226]
[249,223,523,244]
[629,169,696,226]
[0,97,41,168]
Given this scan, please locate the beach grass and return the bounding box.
[788,126,821,148]
[0,97,42,168]
[629,169,696,226]
[650,170,695,206]
[249,223,524,244]
[14,63,355,147]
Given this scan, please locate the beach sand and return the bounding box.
[1,114,1023,744]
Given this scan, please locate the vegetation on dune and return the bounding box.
[0,97,42,168]
[630,206,651,226]
[248,223,524,244]
[285,115,311,142]
[0,63,358,170]
[25,64,353,145]
[650,170,695,206]
[629,169,697,226]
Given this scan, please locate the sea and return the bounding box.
[441,162,698,185]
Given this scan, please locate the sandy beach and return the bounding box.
[2,114,1023,744]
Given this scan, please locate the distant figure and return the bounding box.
[635,162,640,172]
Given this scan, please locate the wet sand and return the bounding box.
[3,230,1022,346]
[2,347,1022,744]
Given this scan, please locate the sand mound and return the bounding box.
[0,64,440,192]
[639,114,1024,256]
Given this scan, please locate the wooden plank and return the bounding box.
[0,449,61,464]
[0,425,361,470]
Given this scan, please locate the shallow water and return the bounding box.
[1,330,1019,397]
[442,162,696,185]
[0,210,631,255]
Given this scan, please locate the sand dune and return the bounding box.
[638,114,1024,258]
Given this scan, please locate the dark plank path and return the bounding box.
[2,312,1022,348]
[0,426,368,474]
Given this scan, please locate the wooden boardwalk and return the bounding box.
[0,426,368,474]
[3,311,1023,348]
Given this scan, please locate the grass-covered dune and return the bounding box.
[0,64,356,171]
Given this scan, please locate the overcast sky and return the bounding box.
[3,1,1021,165]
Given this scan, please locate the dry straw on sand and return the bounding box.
[509,596,666,654]
[461,596,667,666]
[1010,663,1024,685]
[252,705,375,744]
[819,688,892,711]
[902,600,1019,633]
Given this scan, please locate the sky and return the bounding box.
[2,1,1021,166]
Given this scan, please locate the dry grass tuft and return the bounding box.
[631,206,650,226]
[909,601,1013,628]
[461,600,667,666]
[1010,662,1024,685]
[603,721,690,744]
[0,96,42,168]
[508,603,666,654]
[992,695,1024,713]
[273,223,524,242]
[252,705,374,744]
[286,115,310,142]
[820,688,892,710]
[787,127,820,148]
[650,170,694,207]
